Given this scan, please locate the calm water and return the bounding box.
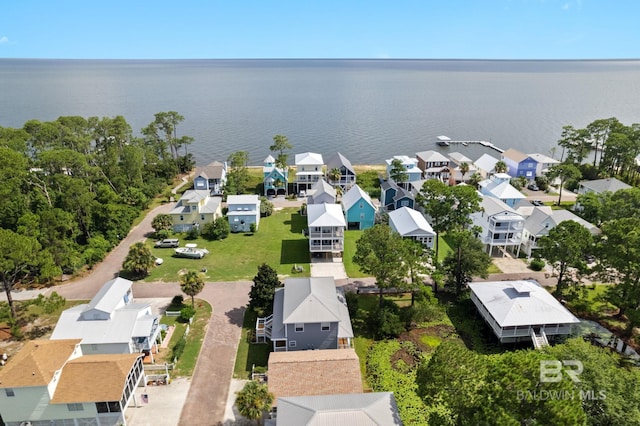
[1,59,640,166]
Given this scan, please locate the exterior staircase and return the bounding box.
[531,329,549,349]
[255,314,273,343]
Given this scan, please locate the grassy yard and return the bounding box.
[159,298,212,377]
[233,308,271,379]
[343,230,368,278]
[145,207,310,282]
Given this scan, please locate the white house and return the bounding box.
[169,189,223,232]
[385,155,422,186]
[473,153,501,178]
[528,153,560,177]
[471,196,524,256]
[388,206,436,249]
[226,194,261,232]
[0,339,145,426]
[517,205,600,258]
[295,152,325,193]
[479,173,526,208]
[469,280,580,346]
[51,278,162,361]
[307,203,346,257]
[307,179,336,205]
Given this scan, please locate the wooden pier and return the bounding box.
[436,135,504,153]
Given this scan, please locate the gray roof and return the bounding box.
[550,209,600,236]
[479,196,521,218]
[271,278,354,339]
[528,153,559,165]
[295,152,324,166]
[416,150,449,163]
[388,207,435,238]
[481,180,526,201]
[276,392,402,426]
[227,194,260,206]
[448,152,473,165]
[170,190,211,214]
[326,152,355,173]
[469,280,580,328]
[342,184,375,211]
[307,203,346,227]
[579,177,631,194]
[309,179,336,204]
[194,160,225,180]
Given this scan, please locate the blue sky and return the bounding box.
[1,1,638,59]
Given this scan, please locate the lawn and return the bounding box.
[159,298,212,377]
[343,230,368,278]
[233,308,271,379]
[145,207,310,282]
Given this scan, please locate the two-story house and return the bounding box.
[341,184,376,230]
[479,173,527,208]
[255,277,354,352]
[306,203,346,258]
[448,152,477,184]
[385,155,422,187]
[473,153,501,179]
[169,189,223,232]
[0,339,146,426]
[226,194,261,232]
[471,196,524,256]
[51,277,162,361]
[326,152,356,190]
[263,155,289,196]
[380,180,415,211]
[295,152,325,194]
[192,160,227,195]
[415,150,450,181]
[517,204,600,258]
[574,177,631,211]
[307,179,336,205]
[501,148,538,180]
[528,153,560,178]
[388,206,436,249]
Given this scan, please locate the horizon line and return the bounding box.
[2,57,640,62]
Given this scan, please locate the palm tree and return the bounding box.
[459,162,470,183]
[328,167,342,186]
[468,172,482,189]
[235,381,274,424]
[123,242,156,278]
[180,270,205,307]
[494,160,508,174]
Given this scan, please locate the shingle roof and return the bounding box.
[277,392,402,426]
[502,148,528,163]
[0,339,81,388]
[528,153,559,165]
[448,152,473,165]
[579,177,631,194]
[268,349,363,404]
[469,280,580,328]
[193,160,225,180]
[416,150,449,163]
[326,152,355,173]
[307,203,346,227]
[341,184,374,211]
[281,277,343,324]
[50,354,142,403]
[479,196,518,217]
[227,194,260,205]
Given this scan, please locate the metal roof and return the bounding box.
[388,207,435,237]
[307,203,346,227]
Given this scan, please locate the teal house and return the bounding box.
[263,155,289,196]
[341,184,376,230]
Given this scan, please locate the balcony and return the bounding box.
[256,314,273,343]
[310,242,344,252]
[308,229,344,238]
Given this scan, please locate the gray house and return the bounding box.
[256,277,354,352]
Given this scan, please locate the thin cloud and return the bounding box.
[562,3,571,10]
[0,36,9,44]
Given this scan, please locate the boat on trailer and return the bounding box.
[174,243,209,259]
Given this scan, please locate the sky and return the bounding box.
[1,0,639,60]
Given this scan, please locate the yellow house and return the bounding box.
[170,190,223,232]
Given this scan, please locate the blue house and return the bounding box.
[341,184,376,230]
[380,180,414,211]
[193,161,227,195]
[479,173,526,208]
[263,155,289,196]
[501,149,538,180]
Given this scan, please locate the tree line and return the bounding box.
[0,112,191,317]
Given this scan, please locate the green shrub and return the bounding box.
[249,223,256,233]
[345,291,359,319]
[43,292,66,314]
[201,217,230,240]
[180,305,196,321]
[530,258,545,271]
[172,337,186,360]
[368,300,404,339]
[185,227,200,240]
[171,295,184,306]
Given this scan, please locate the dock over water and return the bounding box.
[436,135,504,153]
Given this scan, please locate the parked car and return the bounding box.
[530,200,544,206]
[155,238,180,248]
[527,183,540,191]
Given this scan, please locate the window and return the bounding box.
[67,403,84,411]
[321,322,330,331]
[359,202,363,209]
[400,199,409,207]
[5,388,14,397]
[295,323,304,332]
[201,214,205,221]
[360,213,365,220]
[180,215,184,221]
[289,341,297,347]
